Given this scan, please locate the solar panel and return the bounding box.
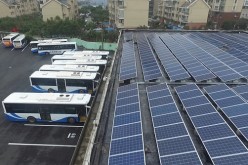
[149,96,174,107]
[112,122,142,139]
[204,84,229,94]
[147,89,171,99]
[232,85,248,94]
[109,151,145,165]
[157,136,195,156]
[208,90,236,100]
[150,103,178,117]
[155,123,188,140]
[204,137,247,158]
[146,84,168,93]
[160,152,202,165]
[118,83,138,92]
[117,89,138,99]
[190,113,225,128]
[180,96,209,108]
[212,153,248,165]
[222,104,248,117]
[185,104,216,117]
[175,84,198,93]
[153,112,182,127]
[114,112,141,126]
[115,103,140,116]
[176,89,203,100]
[110,135,143,155]
[229,115,248,128]
[215,96,245,108]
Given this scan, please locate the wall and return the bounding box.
[188,0,209,23]
[42,0,67,21]
[0,2,12,18]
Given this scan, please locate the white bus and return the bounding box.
[39,64,100,73]
[2,92,91,123]
[2,33,19,47]
[63,50,109,59]
[30,39,68,53]
[13,34,27,49]
[30,71,100,94]
[37,42,77,55]
[51,54,102,62]
[52,59,107,73]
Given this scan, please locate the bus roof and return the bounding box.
[3,33,19,39]
[39,64,99,72]
[3,92,91,105]
[64,50,109,55]
[13,34,25,41]
[52,59,107,65]
[30,71,97,79]
[30,39,68,44]
[38,42,76,46]
[51,55,102,60]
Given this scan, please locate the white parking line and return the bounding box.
[11,48,15,51]
[8,143,76,147]
[24,124,83,128]
[21,44,29,52]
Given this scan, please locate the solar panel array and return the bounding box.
[171,33,244,82]
[159,34,216,82]
[108,83,145,165]
[146,84,202,165]
[204,84,248,142]
[232,85,248,101]
[136,33,163,81]
[175,84,248,165]
[147,34,191,81]
[119,41,137,81]
[187,33,248,77]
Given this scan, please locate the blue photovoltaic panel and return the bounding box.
[181,96,209,108]
[112,122,142,139]
[116,95,139,107]
[147,84,168,93]
[222,104,248,117]
[197,124,234,141]
[190,113,224,128]
[153,112,182,127]
[157,136,195,156]
[160,152,202,165]
[117,89,138,99]
[150,103,178,117]
[118,83,137,93]
[229,115,248,128]
[115,103,140,116]
[109,151,145,165]
[185,104,216,117]
[110,135,143,155]
[240,93,248,101]
[148,96,174,107]
[155,123,188,140]
[204,137,247,158]
[215,96,245,108]
[147,89,171,99]
[212,153,248,165]
[204,84,229,94]
[232,85,248,94]
[175,84,198,93]
[114,112,141,126]
[240,127,248,140]
[208,90,236,100]
[176,89,202,100]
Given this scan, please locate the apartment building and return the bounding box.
[240,0,248,19]
[206,0,245,28]
[0,0,39,18]
[157,0,210,29]
[41,0,78,21]
[108,0,149,28]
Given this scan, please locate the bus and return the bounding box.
[2,92,91,123]
[2,33,19,47]
[52,59,107,73]
[29,71,100,94]
[13,34,27,49]
[30,39,68,53]
[63,50,109,59]
[37,42,77,55]
[51,54,102,62]
[39,64,100,73]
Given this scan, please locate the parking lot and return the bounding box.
[0,45,84,164]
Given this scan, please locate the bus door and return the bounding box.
[57,79,66,92]
[39,107,51,121]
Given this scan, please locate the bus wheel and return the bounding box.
[48,88,55,93]
[27,116,36,123]
[68,117,76,124]
[79,89,84,93]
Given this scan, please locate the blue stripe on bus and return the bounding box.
[38,52,47,56]
[31,49,38,53]
[32,86,48,92]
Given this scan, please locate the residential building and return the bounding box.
[0,0,39,18]
[157,0,210,29]
[41,0,78,21]
[108,0,149,28]
[206,0,245,28]
[240,0,248,19]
